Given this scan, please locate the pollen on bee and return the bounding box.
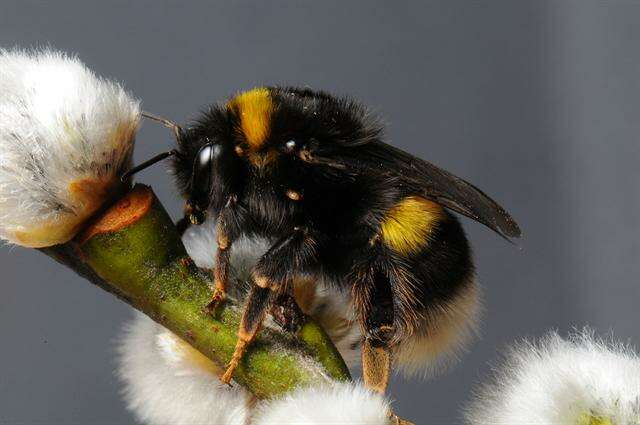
[227,87,273,149]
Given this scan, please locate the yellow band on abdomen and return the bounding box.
[380,197,445,255]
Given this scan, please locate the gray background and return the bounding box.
[1,1,639,424]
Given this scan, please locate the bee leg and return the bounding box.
[221,227,317,384]
[364,339,415,425]
[362,333,392,393]
[353,269,395,394]
[220,284,276,385]
[355,272,415,425]
[206,212,234,312]
[364,340,415,425]
[270,292,306,334]
[206,244,229,310]
[254,228,315,333]
[360,297,409,422]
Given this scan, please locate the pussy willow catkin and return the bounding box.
[0,48,140,247]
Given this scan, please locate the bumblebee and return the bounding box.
[125,87,521,392]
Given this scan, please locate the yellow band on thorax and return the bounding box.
[227,87,273,149]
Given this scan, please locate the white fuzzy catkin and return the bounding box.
[466,329,640,425]
[252,382,391,425]
[118,315,389,425]
[117,313,252,425]
[0,48,140,247]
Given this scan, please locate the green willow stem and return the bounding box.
[41,184,350,398]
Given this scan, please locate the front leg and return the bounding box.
[220,226,318,384]
[205,200,237,312]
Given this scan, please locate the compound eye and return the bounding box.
[190,144,214,210]
[284,139,297,153]
[196,144,214,170]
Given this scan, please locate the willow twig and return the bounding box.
[41,184,350,398]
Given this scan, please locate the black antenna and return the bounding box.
[141,111,182,142]
[121,150,178,181]
[121,111,184,181]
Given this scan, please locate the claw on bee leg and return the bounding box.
[270,292,306,333]
[390,413,415,425]
[220,337,250,385]
[205,285,227,313]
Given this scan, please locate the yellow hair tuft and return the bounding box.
[227,87,273,149]
[380,197,445,255]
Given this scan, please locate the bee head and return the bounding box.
[122,109,243,225]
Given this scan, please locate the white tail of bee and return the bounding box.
[394,278,481,378]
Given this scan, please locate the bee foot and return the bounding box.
[270,292,306,334]
[220,366,236,386]
[391,413,414,425]
[219,377,233,388]
[204,290,226,314]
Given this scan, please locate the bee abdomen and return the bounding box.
[377,197,479,377]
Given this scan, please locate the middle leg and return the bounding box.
[220,284,275,384]
[220,226,319,384]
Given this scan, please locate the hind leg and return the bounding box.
[353,267,395,394]
[355,271,417,424]
[362,337,392,394]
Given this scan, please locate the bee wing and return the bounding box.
[351,141,522,240]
